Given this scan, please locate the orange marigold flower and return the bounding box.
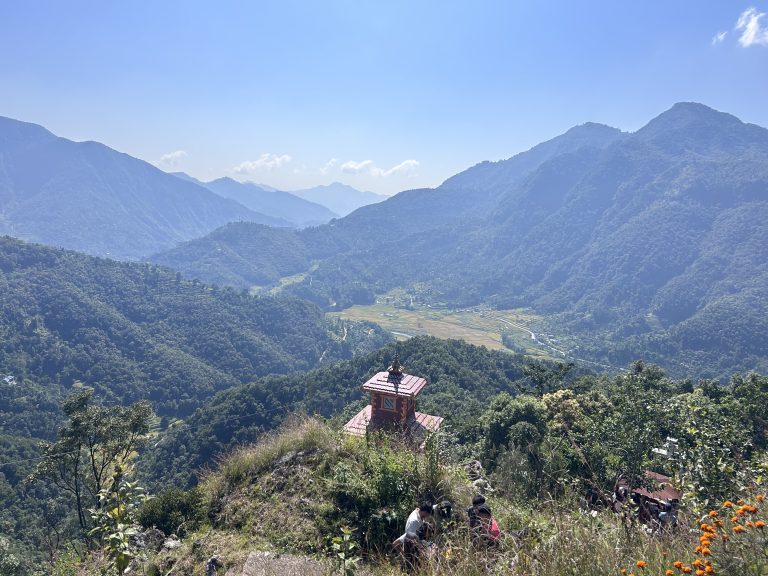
[700,538,712,547]
[666,571,675,576]
[708,510,718,517]
[733,525,746,533]
[723,500,733,508]
[637,560,647,569]
[757,494,764,501]
[620,569,627,575]
[756,520,766,529]
[747,505,758,513]
[732,516,740,523]
[695,546,702,554]
[673,561,684,569]
[701,548,711,556]
[714,519,724,527]
[721,534,729,541]
[696,570,705,576]
[746,521,755,528]
[693,559,703,568]
[683,567,693,574]
[704,567,714,574]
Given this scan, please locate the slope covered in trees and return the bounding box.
[151,103,768,378]
[0,236,390,430]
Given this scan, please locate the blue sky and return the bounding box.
[1,1,767,195]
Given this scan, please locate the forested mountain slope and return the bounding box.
[153,103,768,378]
[0,236,390,437]
[0,116,283,259]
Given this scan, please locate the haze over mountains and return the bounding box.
[153,103,768,378]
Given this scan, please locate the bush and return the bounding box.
[138,487,205,537]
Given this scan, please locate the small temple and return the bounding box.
[343,354,443,443]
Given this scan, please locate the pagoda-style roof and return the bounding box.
[343,405,443,439]
[361,370,427,397]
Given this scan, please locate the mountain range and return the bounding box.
[170,173,338,227]
[0,117,297,259]
[152,103,768,378]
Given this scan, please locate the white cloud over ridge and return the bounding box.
[341,159,420,177]
[735,7,768,47]
[320,158,338,174]
[156,150,187,167]
[234,153,292,174]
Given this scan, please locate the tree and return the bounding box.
[29,389,153,530]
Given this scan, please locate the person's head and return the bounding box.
[472,494,486,507]
[419,502,434,518]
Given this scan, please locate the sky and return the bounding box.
[1,1,767,195]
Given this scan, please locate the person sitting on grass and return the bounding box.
[392,503,435,569]
[473,504,501,547]
[467,494,486,528]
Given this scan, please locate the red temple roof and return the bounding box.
[343,405,443,440]
[361,371,427,397]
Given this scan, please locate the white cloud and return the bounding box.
[341,159,375,174]
[711,30,727,45]
[156,150,187,167]
[735,7,768,47]
[379,159,420,177]
[320,158,338,175]
[233,153,292,174]
[341,159,420,177]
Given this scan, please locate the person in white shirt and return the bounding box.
[392,503,434,564]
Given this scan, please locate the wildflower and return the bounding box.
[705,567,714,574]
[731,515,740,523]
[708,510,718,517]
[701,548,711,556]
[756,520,766,529]
[673,561,684,570]
[723,500,733,508]
[714,519,724,527]
[637,560,647,569]
[757,494,764,501]
[746,521,755,528]
[683,567,693,574]
[696,570,705,576]
[620,569,627,575]
[693,559,703,568]
[666,571,674,576]
[733,525,745,533]
[695,546,702,554]
[721,534,729,541]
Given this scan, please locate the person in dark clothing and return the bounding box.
[467,494,486,528]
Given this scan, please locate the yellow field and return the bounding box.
[330,302,552,359]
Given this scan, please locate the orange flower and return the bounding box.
[708,510,718,517]
[733,525,745,533]
[683,567,693,574]
[673,561,684,570]
[696,570,705,576]
[620,569,627,575]
[695,546,702,554]
[756,520,766,529]
[666,571,675,576]
[721,534,730,541]
[746,521,755,528]
[723,500,733,508]
[714,519,724,527]
[693,559,703,568]
[731,515,740,523]
[757,494,764,501]
[701,548,711,556]
[637,560,647,569]
[704,567,714,574]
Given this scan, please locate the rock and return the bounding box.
[472,478,493,493]
[131,527,165,552]
[241,551,328,576]
[162,536,182,550]
[275,451,297,467]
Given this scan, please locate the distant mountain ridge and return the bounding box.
[154,103,768,378]
[171,173,337,227]
[289,182,386,216]
[0,116,284,259]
